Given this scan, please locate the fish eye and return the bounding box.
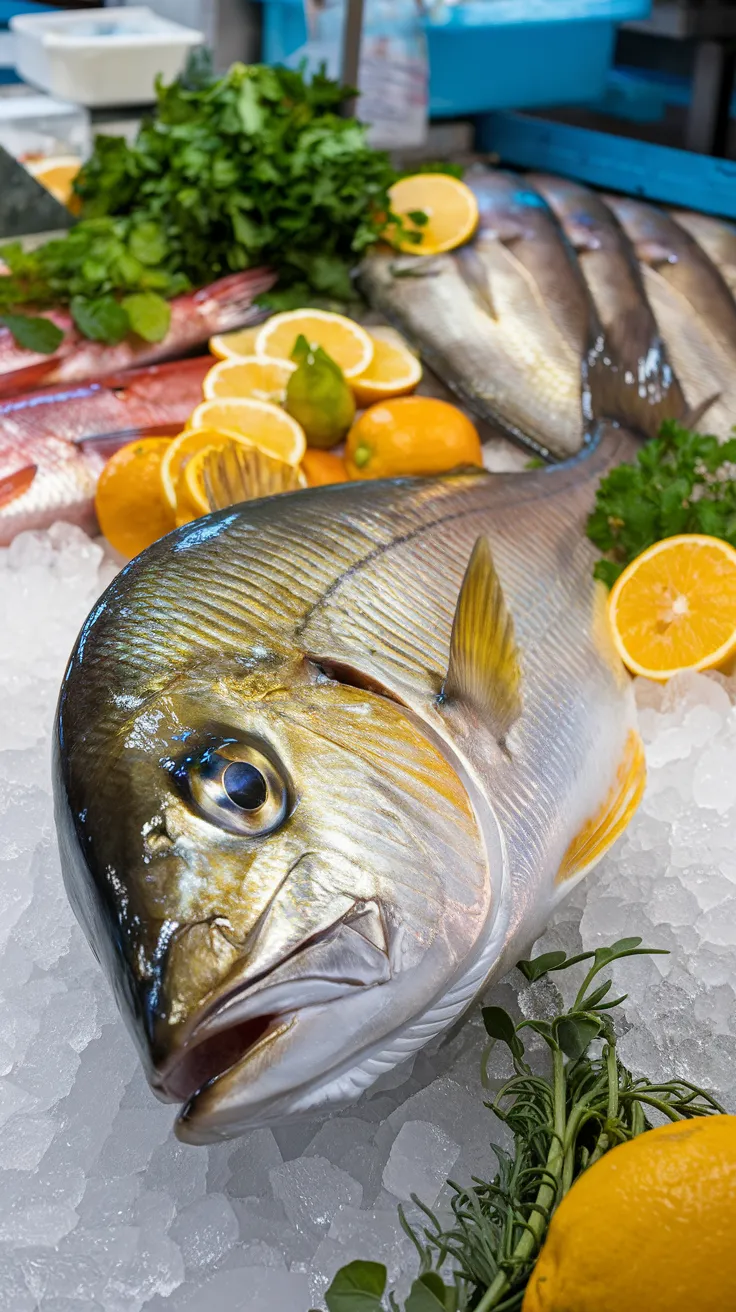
[183,740,289,837]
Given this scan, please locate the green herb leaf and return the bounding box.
[121,291,171,343]
[482,1005,525,1063]
[0,313,64,354]
[517,950,567,982]
[555,1015,601,1060]
[406,209,429,227]
[70,295,130,345]
[325,1260,387,1312]
[129,222,168,267]
[405,1272,452,1311]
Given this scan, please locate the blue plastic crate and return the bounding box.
[259,0,652,119]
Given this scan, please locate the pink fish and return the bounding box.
[0,355,212,544]
[0,269,275,397]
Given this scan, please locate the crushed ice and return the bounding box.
[0,526,734,1310]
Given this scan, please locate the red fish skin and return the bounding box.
[0,355,211,545]
[0,268,275,397]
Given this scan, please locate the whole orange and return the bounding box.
[301,449,349,487]
[345,396,482,479]
[95,437,175,559]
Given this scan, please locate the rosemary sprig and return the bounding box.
[318,937,724,1312]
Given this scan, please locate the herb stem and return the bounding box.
[475,1048,567,1312]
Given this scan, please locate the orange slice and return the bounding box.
[188,398,306,465]
[209,325,261,360]
[608,534,736,681]
[160,427,255,515]
[301,449,349,487]
[27,155,81,210]
[203,356,295,404]
[387,174,479,255]
[255,310,373,380]
[351,331,422,406]
[95,436,174,559]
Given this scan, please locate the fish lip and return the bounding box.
[153,917,391,1107]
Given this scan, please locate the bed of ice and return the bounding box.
[1,525,734,1312]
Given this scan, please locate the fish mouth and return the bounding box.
[155,908,392,1113]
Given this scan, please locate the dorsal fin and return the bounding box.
[441,535,522,742]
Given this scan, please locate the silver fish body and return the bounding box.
[54,429,643,1142]
[670,210,736,299]
[531,174,686,437]
[606,195,736,438]
[361,169,603,460]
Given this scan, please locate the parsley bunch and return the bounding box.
[0,60,405,349]
[587,420,736,587]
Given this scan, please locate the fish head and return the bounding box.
[55,635,492,1143]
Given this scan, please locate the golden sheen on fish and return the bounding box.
[531,175,686,437]
[54,430,644,1143]
[605,195,736,439]
[670,210,736,299]
[361,168,607,461]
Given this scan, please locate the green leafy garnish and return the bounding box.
[587,419,736,586]
[0,60,414,347]
[70,295,129,346]
[120,291,171,343]
[0,312,63,354]
[321,939,723,1311]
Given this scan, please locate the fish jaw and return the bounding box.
[55,659,493,1141]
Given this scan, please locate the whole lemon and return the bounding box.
[523,1115,736,1312]
[345,396,482,479]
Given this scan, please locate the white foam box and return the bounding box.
[10,6,203,108]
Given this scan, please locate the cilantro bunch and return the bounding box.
[0,60,404,348]
[587,420,736,587]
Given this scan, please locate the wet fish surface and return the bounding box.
[0,356,210,543]
[605,195,736,438]
[669,210,736,299]
[0,269,274,397]
[361,168,606,461]
[54,425,644,1142]
[531,174,686,437]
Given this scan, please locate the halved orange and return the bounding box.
[160,427,254,514]
[351,330,422,406]
[387,174,479,255]
[608,534,736,681]
[202,356,295,404]
[95,436,174,558]
[209,325,261,360]
[255,310,373,380]
[188,398,306,465]
[27,155,82,210]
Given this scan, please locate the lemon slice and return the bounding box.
[209,325,261,360]
[203,356,295,404]
[351,332,422,406]
[608,533,736,681]
[188,398,306,465]
[387,173,479,255]
[255,309,373,380]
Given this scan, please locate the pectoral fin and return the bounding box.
[556,730,646,884]
[440,535,522,742]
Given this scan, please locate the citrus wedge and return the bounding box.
[203,356,295,404]
[209,325,261,360]
[188,398,306,465]
[351,331,422,406]
[160,427,254,514]
[255,310,373,380]
[608,534,736,681]
[387,173,479,255]
[95,436,174,558]
[27,155,81,210]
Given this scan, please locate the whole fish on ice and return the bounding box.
[54,425,645,1142]
[605,195,736,439]
[669,209,736,299]
[0,355,210,543]
[531,174,685,437]
[360,168,609,460]
[0,269,274,397]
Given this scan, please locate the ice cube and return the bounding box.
[269,1157,362,1236]
[382,1120,460,1205]
[169,1193,239,1271]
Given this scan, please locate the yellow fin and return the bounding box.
[203,442,305,512]
[557,730,646,884]
[441,535,522,742]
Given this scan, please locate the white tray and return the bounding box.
[10,6,203,108]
